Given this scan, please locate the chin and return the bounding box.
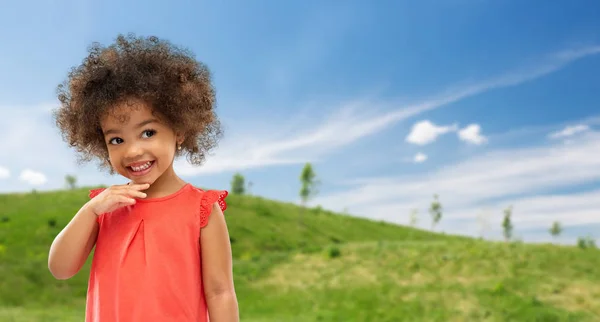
[128,177,156,186]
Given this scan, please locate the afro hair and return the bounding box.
[53,33,222,172]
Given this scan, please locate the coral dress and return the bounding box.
[85,183,228,322]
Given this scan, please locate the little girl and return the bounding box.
[48,34,239,322]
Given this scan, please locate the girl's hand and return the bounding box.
[88,183,150,215]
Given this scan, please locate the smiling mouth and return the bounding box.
[127,161,155,176]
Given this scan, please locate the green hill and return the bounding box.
[0,187,599,321]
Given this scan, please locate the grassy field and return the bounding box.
[0,187,599,321]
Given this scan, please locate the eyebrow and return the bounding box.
[103,119,158,136]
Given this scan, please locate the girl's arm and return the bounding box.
[201,202,239,322]
[48,203,99,280]
[48,183,148,280]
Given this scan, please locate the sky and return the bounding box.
[1,0,600,244]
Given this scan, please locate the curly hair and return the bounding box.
[53,33,222,172]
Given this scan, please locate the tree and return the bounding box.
[429,194,442,230]
[299,163,319,225]
[231,173,245,195]
[65,174,77,190]
[299,163,319,207]
[502,206,514,242]
[409,208,419,227]
[549,221,562,240]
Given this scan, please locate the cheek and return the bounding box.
[152,142,176,162]
[160,147,177,162]
[106,149,123,169]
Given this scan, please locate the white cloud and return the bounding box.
[414,153,428,163]
[19,169,48,186]
[548,124,590,139]
[495,189,600,228]
[554,45,600,61]
[177,45,600,176]
[458,124,487,145]
[313,130,600,240]
[1,43,599,194]
[405,120,457,145]
[0,166,9,179]
[0,102,83,191]
[0,103,72,168]
[444,189,600,243]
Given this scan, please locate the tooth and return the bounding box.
[131,161,151,172]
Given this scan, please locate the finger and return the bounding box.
[110,186,144,198]
[118,195,136,205]
[128,183,151,190]
[126,190,147,199]
[112,183,133,190]
[115,188,146,198]
[112,183,148,192]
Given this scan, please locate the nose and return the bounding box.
[124,141,144,160]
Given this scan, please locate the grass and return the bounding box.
[0,187,599,321]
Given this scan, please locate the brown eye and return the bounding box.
[109,137,123,145]
[142,130,156,138]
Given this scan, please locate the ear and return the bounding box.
[176,133,185,146]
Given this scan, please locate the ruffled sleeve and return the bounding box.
[89,188,105,199]
[199,190,228,228]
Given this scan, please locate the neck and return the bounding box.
[143,165,187,198]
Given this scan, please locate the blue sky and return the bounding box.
[1,0,600,243]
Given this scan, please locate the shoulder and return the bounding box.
[190,186,228,228]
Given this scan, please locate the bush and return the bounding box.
[326,246,341,259]
[577,238,586,249]
[577,236,596,249]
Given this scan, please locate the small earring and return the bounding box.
[178,145,182,150]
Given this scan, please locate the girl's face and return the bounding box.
[100,99,182,186]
